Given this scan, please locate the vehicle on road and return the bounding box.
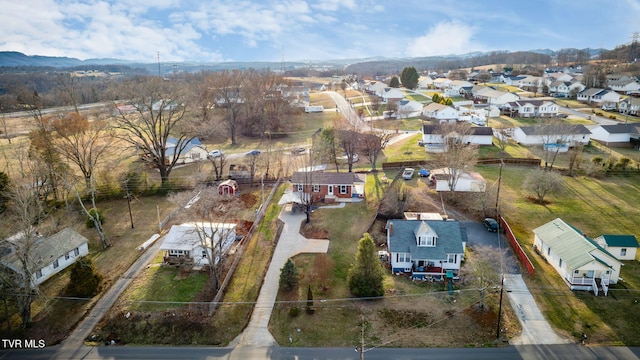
[402,168,415,180]
[337,153,359,163]
[418,168,430,177]
[246,149,261,156]
[305,105,324,113]
[483,218,499,232]
[208,149,224,158]
[291,147,306,155]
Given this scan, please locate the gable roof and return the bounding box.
[290,171,366,185]
[387,220,466,260]
[165,137,203,157]
[1,228,89,273]
[597,124,640,135]
[517,124,591,136]
[533,218,618,269]
[599,234,639,248]
[160,222,237,252]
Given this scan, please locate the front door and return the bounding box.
[328,184,333,195]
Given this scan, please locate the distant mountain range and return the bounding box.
[0,48,609,72]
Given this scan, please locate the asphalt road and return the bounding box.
[4,344,640,360]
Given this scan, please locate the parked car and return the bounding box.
[483,218,499,232]
[246,149,261,156]
[418,168,430,177]
[337,153,359,163]
[291,147,306,155]
[208,149,224,158]
[402,168,415,180]
[557,113,568,118]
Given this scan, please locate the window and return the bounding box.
[65,253,70,260]
[559,259,563,267]
[339,185,348,194]
[202,250,207,258]
[312,185,320,193]
[53,259,59,269]
[35,270,42,279]
[74,247,80,256]
[418,236,435,247]
[396,253,410,263]
[621,248,627,257]
[297,184,303,192]
[447,254,457,263]
[547,247,551,256]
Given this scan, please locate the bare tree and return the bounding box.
[522,168,564,204]
[209,153,228,182]
[211,70,246,145]
[434,122,478,198]
[113,77,194,186]
[338,129,359,173]
[1,151,49,328]
[535,122,576,169]
[567,144,584,176]
[460,246,505,311]
[0,112,10,144]
[360,131,392,171]
[168,188,242,291]
[49,112,111,190]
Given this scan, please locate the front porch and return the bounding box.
[565,274,610,296]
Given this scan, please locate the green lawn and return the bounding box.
[476,164,640,344]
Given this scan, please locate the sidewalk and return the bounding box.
[229,208,329,350]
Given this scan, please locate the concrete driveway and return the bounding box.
[462,221,571,345]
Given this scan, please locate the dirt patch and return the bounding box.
[300,221,329,239]
[239,193,258,208]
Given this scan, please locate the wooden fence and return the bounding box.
[500,216,535,277]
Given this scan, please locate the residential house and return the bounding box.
[166,137,208,163]
[417,76,435,89]
[472,86,520,106]
[0,228,89,287]
[505,75,527,86]
[430,168,487,192]
[290,171,366,203]
[618,97,640,115]
[385,219,467,280]
[502,100,559,118]
[546,72,575,83]
[533,218,622,296]
[396,99,423,118]
[421,103,458,122]
[433,78,452,89]
[512,124,591,148]
[381,88,405,103]
[608,78,640,94]
[590,124,640,147]
[594,235,639,261]
[577,88,621,105]
[421,125,493,152]
[367,81,388,97]
[159,222,237,266]
[548,81,584,96]
[444,80,474,97]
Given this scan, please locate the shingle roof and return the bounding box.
[598,124,640,135]
[518,124,591,135]
[387,220,466,260]
[291,172,366,185]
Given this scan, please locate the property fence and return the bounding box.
[500,216,535,277]
[477,158,541,166]
[208,177,282,315]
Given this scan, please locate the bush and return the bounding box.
[289,306,300,318]
[66,256,102,297]
[86,208,104,228]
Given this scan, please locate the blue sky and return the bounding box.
[2,0,640,63]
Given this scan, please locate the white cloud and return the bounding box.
[405,20,481,57]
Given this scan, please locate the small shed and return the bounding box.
[218,179,238,196]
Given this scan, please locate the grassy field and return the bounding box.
[476,164,640,344]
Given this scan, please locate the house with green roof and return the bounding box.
[595,234,639,261]
[385,219,467,280]
[533,218,622,296]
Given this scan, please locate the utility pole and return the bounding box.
[358,314,365,360]
[123,179,134,229]
[495,159,504,341]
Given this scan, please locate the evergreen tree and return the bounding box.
[431,93,441,104]
[400,67,420,90]
[348,233,385,297]
[389,76,400,88]
[280,259,299,291]
[306,284,314,314]
[67,256,102,297]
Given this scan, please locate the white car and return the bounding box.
[208,149,224,158]
[338,153,359,163]
[402,168,415,180]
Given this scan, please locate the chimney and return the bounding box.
[389,222,393,236]
[417,213,421,221]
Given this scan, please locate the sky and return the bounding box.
[2,0,640,63]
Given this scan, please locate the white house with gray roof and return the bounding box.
[385,219,466,280]
[590,124,640,147]
[512,124,591,148]
[533,218,622,296]
[0,228,89,287]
